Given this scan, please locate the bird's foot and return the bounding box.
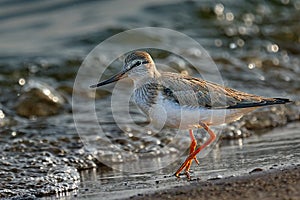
[175,158,195,179]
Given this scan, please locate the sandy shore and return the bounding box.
[129,165,300,200]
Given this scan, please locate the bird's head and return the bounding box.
[90,51,159,88]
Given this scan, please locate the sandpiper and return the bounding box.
[90,51,291,179]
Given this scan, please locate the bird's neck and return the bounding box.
[134,69,161,89]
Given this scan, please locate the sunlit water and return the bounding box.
[0,0,299,199]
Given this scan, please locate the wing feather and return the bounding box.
[158,72,290,109]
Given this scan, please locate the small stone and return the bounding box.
[16,80,65,118]
[249,168,263,174]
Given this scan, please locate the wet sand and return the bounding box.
[74,122,300,200]
[130,166,300,200]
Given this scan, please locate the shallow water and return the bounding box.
[0,0,299,199]
[47,122,300,200]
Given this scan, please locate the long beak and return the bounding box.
[90,69,128,88]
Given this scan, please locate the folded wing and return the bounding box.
[159,72,291,109]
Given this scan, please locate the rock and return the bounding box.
[16,80,65,118]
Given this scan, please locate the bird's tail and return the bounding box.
[267,98,292,105]
[226,97,292,109]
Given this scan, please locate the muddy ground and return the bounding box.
[129,165,300,200]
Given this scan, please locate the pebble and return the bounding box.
[16,80,65,118]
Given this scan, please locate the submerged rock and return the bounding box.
[16,80,65,118]
[222,101,300,139]
[243,103,300,130]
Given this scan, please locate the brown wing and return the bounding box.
[159,72,290,109]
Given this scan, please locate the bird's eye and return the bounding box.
[136,61,141,66]
[131,61,141,68]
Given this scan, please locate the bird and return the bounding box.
[90,51,291,179]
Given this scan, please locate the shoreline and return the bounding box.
[129,165,300,200]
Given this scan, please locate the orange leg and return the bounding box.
[175,122,216,179]
[189,129,200,165]
[183,130,199,178]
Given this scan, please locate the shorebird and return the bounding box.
[90,51,291,179]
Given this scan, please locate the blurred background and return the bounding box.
[0,0,299,199]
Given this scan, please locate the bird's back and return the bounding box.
[157,72,291,110]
